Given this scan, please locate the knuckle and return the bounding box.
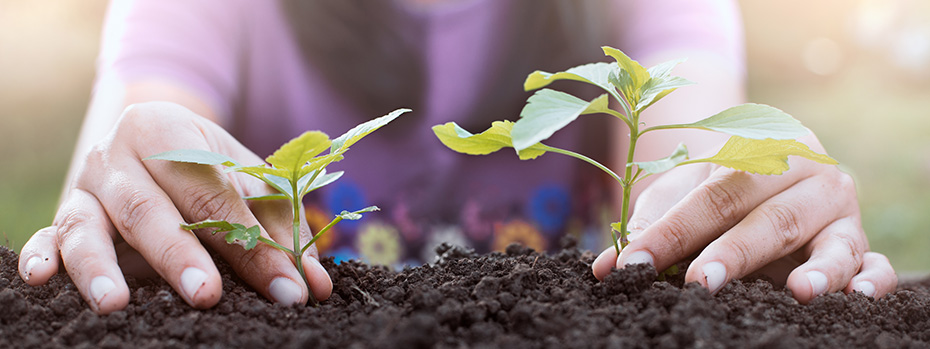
[833,232,865,265]
[155,237,196,273]
[654,216,697,258]
[184,184,237,223]
[726,237,755,273]
[231,246,264,277]
[55,209,94,247]
[762,203,804,249]
[115,189,162,235]
[695,176,747,224]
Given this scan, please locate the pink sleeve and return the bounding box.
[614,0,746,76]
[98,0,247,121]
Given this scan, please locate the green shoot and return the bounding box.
[433,46,837,256]
[146,108,409,303]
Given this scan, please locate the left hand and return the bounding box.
[591,135,897,303]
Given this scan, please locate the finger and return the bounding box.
[80,143,222,309]
[54,189,131,314]
[593,164,711,279]
[130,103,311,305]
[685,174,855,295]
[844,252,897,299]
[627,163,714,238]
[618,165,808,272]
[592,246,619,281]
[19,226,61,286]
[784,217,866,304]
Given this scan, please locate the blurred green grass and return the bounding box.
[2,0,929,272]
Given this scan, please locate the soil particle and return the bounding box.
[3,243,930,348]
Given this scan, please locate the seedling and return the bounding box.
[433,46,837,256]
[145,108,410,303]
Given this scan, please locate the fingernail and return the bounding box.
[269,277,303,305]
[306,256,327,276]
[807,270,828,296]
[180,267,208,301]
[855,281,875,298]
[90,276,116,305]
[23,256,41,281]
[621,250,654,268]
[702,261,727,294]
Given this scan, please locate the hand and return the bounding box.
[18,102,332,314]
[592,135,897,303]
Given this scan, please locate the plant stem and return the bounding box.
[302,216,343,255]
[290,181,318,306]
[616,110,641,254]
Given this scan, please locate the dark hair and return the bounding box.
[281,0,610,129]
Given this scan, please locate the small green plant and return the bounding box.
[146,108,410,302]
[433,46,837,255]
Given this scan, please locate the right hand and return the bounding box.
[18,102,333,314]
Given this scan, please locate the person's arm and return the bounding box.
[592,0,897,303]
[18,1,332,315]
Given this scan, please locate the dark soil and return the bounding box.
[2,241,930,349]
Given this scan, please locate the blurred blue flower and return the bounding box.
[528,184,571,234]
[325,180,367,232]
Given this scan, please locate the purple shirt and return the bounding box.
[99,0,744,263]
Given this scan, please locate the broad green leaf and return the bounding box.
[646,58,686,79]
[330,108,411,154]
[512,89,609,151]
[297,153,345,179]
[298,169,344,196]
[224,224,261,250]
[523,62,622,102]
[432,121,547,160]
[636,76,694,111]
[243,193,288,201]
[265,131,331,175]
[688,136,838,175]
[260,173,293,198]
[180,219,238,232]
[337,206,380,221]
[602,46,649,91]
[686,104,810,140]
[226,164,289,178]
[634,143,689,175]
[144,149,239,167]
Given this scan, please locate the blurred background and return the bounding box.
[2,1,929,272]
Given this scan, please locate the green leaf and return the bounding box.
[265,131,332,175]
[299,169,344,196]
[226,164,289,179]
[686,104,810,140]
[523,62,623,102]
[144,149,239,167]
[224,224,261,250]
[338,206,380,221]
[636,76,694,111]
[688,136,838,175]
[180,219,238,232]
[297,153,345,179]
[512,90,609,151]
[432,121,547,160]
[602,46,649,91]
[243,193,289,201]
[330,108,411,154]
[646,58,686,79]
[181,220,261,250]
[634,143,689,175]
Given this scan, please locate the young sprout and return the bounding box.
[433,46,836,256]
[146,108,410,304]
